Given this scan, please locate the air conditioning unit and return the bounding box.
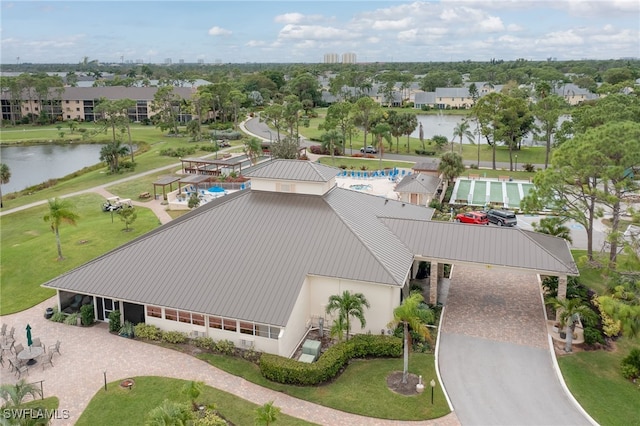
[239,338,254,349]
[190,331,205,338]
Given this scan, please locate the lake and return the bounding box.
[0,144,105,194]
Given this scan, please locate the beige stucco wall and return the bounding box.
[250,178,335,196]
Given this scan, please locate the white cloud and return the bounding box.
[246,40,267,47]
[372,17,413,31]
[208,26,231,36]
[278,24,357,41]
[536,30,584,47]
[275,13,305,24]
[478,16,504,32]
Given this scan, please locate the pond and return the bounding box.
[0,143,105,194]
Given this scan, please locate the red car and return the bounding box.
[455,211,489,225]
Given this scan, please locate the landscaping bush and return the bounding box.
[49,307,65,323]
[523,163,536,172]
[583,326,604,346]
[134,323,162,341]
[162,331,188,344]
[119,321,135,338]
[192,336,215,350]
[259,335,401,385]
[621,349,640,380]
[415,150,437,156]
[80,304,95,326]
[214,339,235,356]
[64,313,79,326]
[108,310,121,332]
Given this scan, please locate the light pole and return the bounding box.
[103,371,107,391]
[267,130,272,143]
[430,379,436,405]
[515,154,518,171]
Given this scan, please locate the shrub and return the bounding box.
[51,310,66,323]
[162,331,188,344]
[215,339,235,356]
[522,163,536,173]
[583,327,604,346]
[108,310,121,332]
[193,336,216,350]
[80,304,95,326]
[119,321,135,338]
[621,348,640,380]
[134,323,162,341]
[415,150,436,156]
[469,163,479,169]
[64,313,79,326]
[259,335,401,385]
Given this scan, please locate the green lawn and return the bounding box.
[197,352,450,421]
[0,193,160,315]
[558,337,640,425]
[76,376,315,426]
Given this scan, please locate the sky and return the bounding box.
[1,0,639,64]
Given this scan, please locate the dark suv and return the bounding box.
[487,209,518,227]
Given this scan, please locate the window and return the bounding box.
[223,318,237,332]
[269,327,280,340]
[66,115,71,119]
[239,321,254,335]
[192,313,205,326]
[76,108,80,111]
[146,306,162,318]
[165,309,177,321]
[65,100,69,104]
[209,316,222,329]
[178,311,191,323]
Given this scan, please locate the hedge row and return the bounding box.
[415,150,437,156]
[259,334,402,385]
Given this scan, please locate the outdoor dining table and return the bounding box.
[17,346,44,365]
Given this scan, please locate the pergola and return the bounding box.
[152,176,181,200]
[181,156,251,176]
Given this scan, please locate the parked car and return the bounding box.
[487,209,518,227]
[455,211,489,225]
[360,145,377,154]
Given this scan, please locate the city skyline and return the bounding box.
[1,0,639,65]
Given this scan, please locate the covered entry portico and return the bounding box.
[381,219,579,305]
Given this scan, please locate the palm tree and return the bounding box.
[320,129,343,165]
[100,140,130,174]
[401,113,418,153]
[438,152,465,185]
[545,297,598,352]
[0,163,10,208]
[533,216,573,244]
[452,119,475,154]
[387,292,435,384]
[181,380,203,411]
[371,122,392,167]
[43,198,79,261]
[0,380,43,407]
[243,137,262,166]
[255,400,281,426]
[325,290,370,341]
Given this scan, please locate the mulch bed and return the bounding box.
[386,371,420,396]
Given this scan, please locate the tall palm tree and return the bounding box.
[371,122,392,167]
[533,216,573,244]
[320,129,343,165]
[0,163,10,209]
[255,400,281,426]
[438,152,465,185]
[0,380,42,407]
[43,198,79,261]
[387,292,435,384]
[545,297,597,352]
[452,119,475,154]
[401,113,418,153]
[100,140,130,174]
[325,290,370,341]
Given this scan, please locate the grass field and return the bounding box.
[76,376,315,426]
[0,193,160,315]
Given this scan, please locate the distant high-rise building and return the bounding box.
[197,59,205,64]
[164,58,172,65]
[179,59,185,64]
[323,53,339,64]
[342,53,356,64]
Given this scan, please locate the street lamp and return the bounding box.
[430,379,436,405]
[267,130,272,143]
[103,371,107,391]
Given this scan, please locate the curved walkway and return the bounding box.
[438,265,593,426]
[0,297,459,426]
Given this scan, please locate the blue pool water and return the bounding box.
[350,184,373,191]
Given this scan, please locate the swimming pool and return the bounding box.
[350,184,373,191]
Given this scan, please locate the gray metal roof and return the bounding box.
[395,173,441,195]
[43,186,433,327]
[245,159,341,182]
[0,86,193,101]
[381,219,578,275]
[413,160,440,172]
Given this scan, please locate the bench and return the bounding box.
[468,174,480,180]
[138,192,151,199]
[498,175,510,182]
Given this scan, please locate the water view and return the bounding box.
[0,143,104,194]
